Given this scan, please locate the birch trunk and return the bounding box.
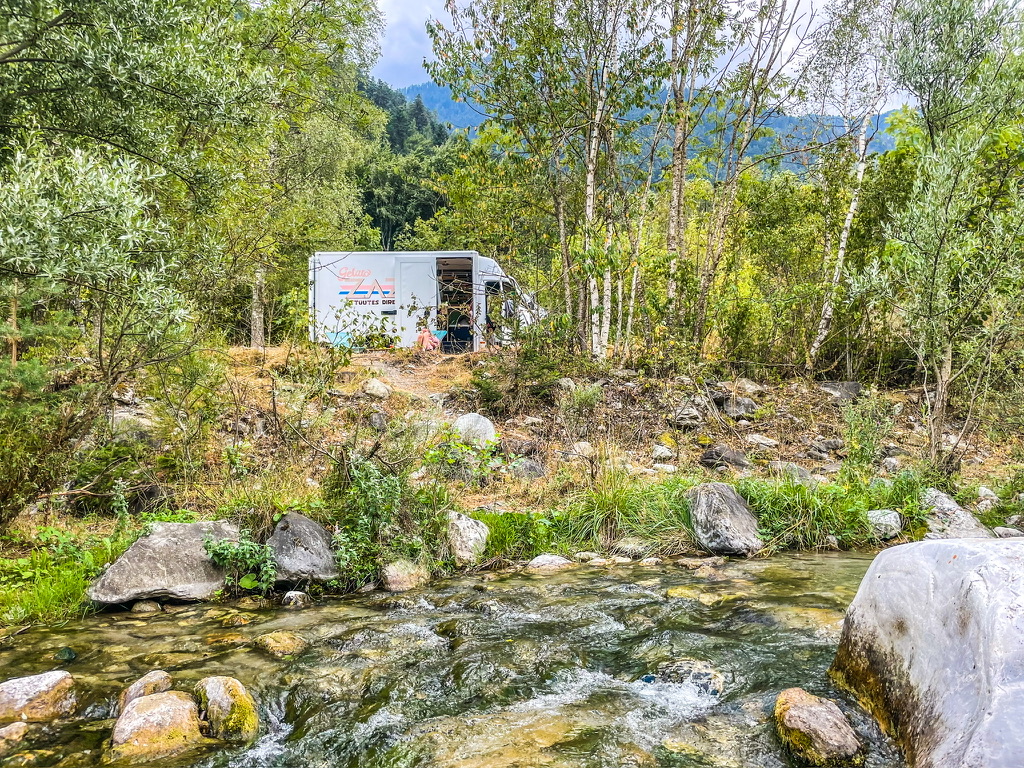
[250,268,266,349]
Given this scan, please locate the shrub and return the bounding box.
[204,530,276,595]
[470,510,552,562]
[840,394,894,481]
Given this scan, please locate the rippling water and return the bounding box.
[0,552,905,767]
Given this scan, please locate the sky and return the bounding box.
[370,0,444,88]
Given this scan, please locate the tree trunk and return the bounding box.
[806,113,871,372]
[929,340,954,469]
[8,280,17,366]
[250,268,266,349]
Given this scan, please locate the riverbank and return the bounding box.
[0,345,1021,627]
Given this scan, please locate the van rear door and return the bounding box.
[395,256,438,348]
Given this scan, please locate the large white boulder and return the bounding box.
[87,521,239,604]
[451,413,497,449]
[685,483,763,556]
[831,539,1024,768]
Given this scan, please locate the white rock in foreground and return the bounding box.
[451,413,497,449]
[831,539,1024,768]
[526,554,573,571]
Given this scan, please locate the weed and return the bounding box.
[840,394,894,482]
[559,383,604,439]
[204,530,276,595]
[471,510,552,562]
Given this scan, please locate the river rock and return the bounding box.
[360,378,391,399]
[656,659,725,697]
[994,526,1024,538]
[699,444,749,469]
[451,413,497,449]
[109,691,204,763]
[195,676,259,743]
[118,671,172,715]
[686,483,763,556]
[526,554,573,571]
[87,521,240,604]
[921,488,992,539]
[866,509,902,540]
[0,671,76,723]
[448,512,489,567]
[282,590,313,608]
[268,512,339,584]
[723,396,758,419]
[254,631,309,658]
[768,461,816,486]
[382,559,430,591]
[131,600,162,614]
[831,539,1024,768]
[774,687,862,766]
[0,722,28,757]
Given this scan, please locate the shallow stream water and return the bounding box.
[1,553,904,768]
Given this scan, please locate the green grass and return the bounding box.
[739,471,928,551]
[470,510,553,562]
[548,470,699,554]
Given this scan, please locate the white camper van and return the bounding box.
[309,250,539,353]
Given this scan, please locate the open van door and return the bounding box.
[395,256,437,348]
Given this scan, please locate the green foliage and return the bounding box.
[423,438,502,485]
[203,530,276,596]
[0,526,136,626]
[323,455,453,588]
[839,395,894,482]
[471,510,552,562]
[739,472,927,551]
[550,470,697,554]
[559,384,604,439]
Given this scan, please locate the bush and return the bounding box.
[323,454,453,588]
[839,394,894,481]
[204,529,276,595]
[470,510,552,562]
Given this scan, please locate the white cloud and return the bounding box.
[371,0,446,87]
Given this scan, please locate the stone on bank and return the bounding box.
[831,539,1024,768]
[448,511,489,567]
[267,512,340,583]
[87,521,240,604]
[685,483,763,556]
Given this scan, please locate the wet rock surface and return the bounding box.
[832,539,1024,768]
[87,521,240,604]
[194,676,259,742]
[0,671,76,723]
[775,686,862,766]
[0,553,903,768]
[109,690,205,762]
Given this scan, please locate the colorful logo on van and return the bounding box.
[337,277,394,297]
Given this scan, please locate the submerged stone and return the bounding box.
[656,659,725,697]
[525,554,573,571]
[774,687,862,766]
[254,631,309,658]
[0,722,28,757]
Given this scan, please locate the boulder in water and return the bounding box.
[526,554,573,571]
[831,539,1024,768]
[381,559,430,591]
[0,671,76,723]
[87,521,240,604]
[195,676,259,743]
[448,512,489,567]
[451,413,497,449]
[0,722,28,757]
[774,687,862,766]
[685,483,763,557]
[656,659,725,697]
[282,590,313,608]
[118,670,172,715]
[109,690,205,763]
[268,512,339,584]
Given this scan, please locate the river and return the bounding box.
[1,552,903,767]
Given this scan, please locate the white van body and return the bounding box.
[309,250,537,352]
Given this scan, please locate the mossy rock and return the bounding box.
[195,676,259,743]
[774,687,863,766]
[254,631,309,658]
[108,690,205,763]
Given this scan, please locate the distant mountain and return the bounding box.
[399,80,897,156]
